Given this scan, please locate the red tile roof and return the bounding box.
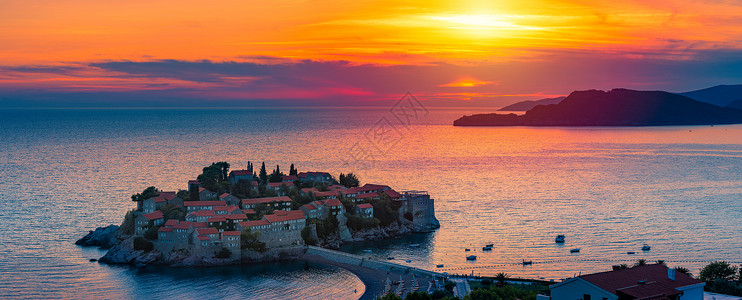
[356,192,379,199]
[192,222,208,228]
[196,228,219,235]
[357,203,373,209]
[264,210,306,223]
[297,171,331,178]
[207,216,227,223]
[282,175,298,181]
[226,214,248,220]
[242,196,292,205]
[579,264,702,297]
[222,231,241,236]
[242,209,256,214]
[143,210,164,220]
[188,180,200,185]
[383,189,402,199]
[322,199,343,207]
[164,219,179,226]
[230,170,253,176]
[348,183,390,194]
[302,204,318,210]
[239,220,270,227]
[214,205,240,212]
[301,188,319,194]
[197,235,210,241]
[314,190,340,197]
[158,227,173,232]
[187,210,215,217]
[184,201,226,207]
[268,182,290,188]
[173,221,193,229]
[219,193,232,198]
[151,196,168,203]
[328,185,348,190]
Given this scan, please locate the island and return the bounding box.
[454,88,742,126]
[497,96,565,111]
[78,162,439,267]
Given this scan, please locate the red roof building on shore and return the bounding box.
[550,264,704,300]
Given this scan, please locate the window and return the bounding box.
[583,294,591,300]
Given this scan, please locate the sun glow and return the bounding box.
[430,14,540,31]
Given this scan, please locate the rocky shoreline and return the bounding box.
[78,219,436,267]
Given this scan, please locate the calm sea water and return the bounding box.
[0,107,740,298]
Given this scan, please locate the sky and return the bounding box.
[1,0,742,107]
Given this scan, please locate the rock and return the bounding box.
[89,258,97,262]
[76,225,120,249]
[98,237,161,265]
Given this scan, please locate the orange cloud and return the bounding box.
[439,77,496,88]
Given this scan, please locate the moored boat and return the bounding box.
[570,248,581,253]
[466,255,477,260]
[642,244,651,251]
[555,235,565,243]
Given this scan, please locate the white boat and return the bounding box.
[642,244,651,251]
[409,244,420,247]
[466,255,477,260]
[570,248,581,253]
[555,235,565,243]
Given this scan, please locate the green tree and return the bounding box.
[674,266,692,277]
[119,209,137,235]
[377,293,403,300]
[699,261,738,283]
[176,189,189,200]
[369,193,399,226]
[231,179,254,199]
[405,291,432,300]
[269,165,285,182]
[131,186,160,202]
[301,226,317,245]
[216,247,232,259]
[259,162,268,183]
[159,204,186,220]
[339,173,360,188]
[289,163,297,176]
[197,164,223,192]
[495,272,509,286]
[133,237,153,251]
[240,228,267,253]
[634,259,647,267]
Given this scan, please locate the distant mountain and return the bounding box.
[727,99,742,110]
[679,84,742,107]
[498,96,566,111]
[453,89,742,126]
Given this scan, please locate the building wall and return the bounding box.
[677,284,704,300]
[550,279,617,300]
[398,193,439,228]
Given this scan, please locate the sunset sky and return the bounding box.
[2,0,742,107]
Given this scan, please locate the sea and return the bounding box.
[0,107,740,299]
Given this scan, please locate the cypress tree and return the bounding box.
[259,162,268,183]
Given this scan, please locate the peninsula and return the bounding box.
[78,162,439,267]
[454,88,742,126]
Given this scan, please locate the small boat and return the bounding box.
[485,244,494,247]
[522,259,533,265]
[464,248,470,252]
[436,264,444,268]
[627,251,635,255]
[555,235,565,243]
[406,259,412,263]
[570,248,581,253]
[482,246,493,251]
[642,244,651,251]
[466,255,477,260]
[387,257,395,260]
[409,243,420,247]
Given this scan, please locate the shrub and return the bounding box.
[133,237,153,251]
[216,247,232,259]
[119,209,137,235]
[301,227,317,245]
